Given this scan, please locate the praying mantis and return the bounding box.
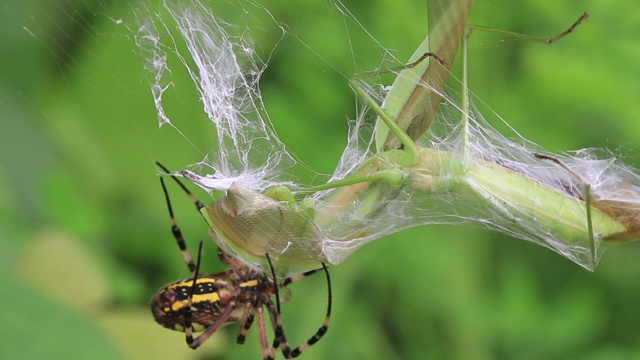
[173,0,640,277]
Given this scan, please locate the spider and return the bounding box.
[151,163,332,359]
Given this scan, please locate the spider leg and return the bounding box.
[255,302,271,360]
[265,253,281,360]
[156,162,205,211]
[265,254,333,358]
[281,263,331,358]
[236,302,255,344]
[283,268,320,286]
[157,162,205,274]
[183,242,239,349]
[188,305,238,349]
[217,246,254,273]
[265,299,280,360]
[183,241,204,344]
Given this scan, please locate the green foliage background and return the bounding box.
[2,1,640,359]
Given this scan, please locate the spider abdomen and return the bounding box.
[151,275,242,332]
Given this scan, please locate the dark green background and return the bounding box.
[2,1,640,359]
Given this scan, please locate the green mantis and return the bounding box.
[181,0,472,276]
[154,0,640,277]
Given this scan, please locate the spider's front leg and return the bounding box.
[156,161,206,274]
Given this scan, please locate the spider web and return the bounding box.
[5,1,640,358]
[131,0,640,274]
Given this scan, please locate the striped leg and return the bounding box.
[157,161,205,274]
[236,302,255,344]
[265,255,332,359]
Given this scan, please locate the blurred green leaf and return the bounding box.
[0,274,124,360]
[2,0,640,359]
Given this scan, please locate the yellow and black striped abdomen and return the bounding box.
[151,275,242,332]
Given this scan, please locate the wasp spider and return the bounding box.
[151,163,331,359]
